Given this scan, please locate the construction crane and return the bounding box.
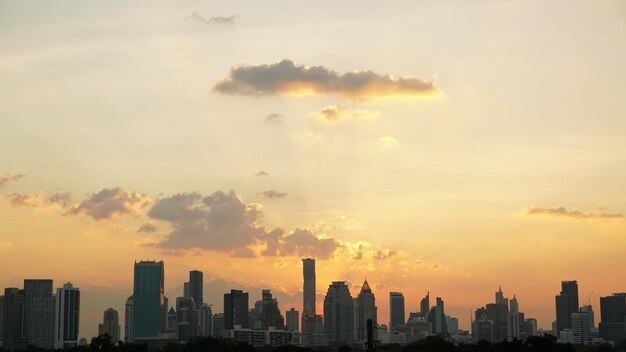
[584,290,595,307]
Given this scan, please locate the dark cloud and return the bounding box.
[6,191,71,208]
[189,11,238,25]
[265,113,284,124]
[256,190,288,199]
[66,187,152,220]
[0,173,25,186]
[316,105,380,122]
[138,221,157,233]
[48,192,72,207]
[148,190,342,259]
[255,170,269,177]
[524,205,623,220]
[213,59,440,100]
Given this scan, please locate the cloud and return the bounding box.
[148,190,343,259]
[213,59,440,100]
[265,113,284,124]
[0,173,25,186]
[255,170,269,177]
[379,135,400,148]
[256,190,288,199]
[137,221,157,233]
[524,205,623,220]
[66,188,152,220]
[189,11,238,25]
[6,191,71,208]
[316,104,381,122]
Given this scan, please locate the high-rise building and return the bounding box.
[474,308,493,343]
[302,259,316,315]
[166,307,177,333]
[213,313,225,336]
[389,292,405,330]
[98,308,120,343]
[199,304,213,337]
[507,295,520,341]
[54,282,80,349]
[24,279,55,349]
[131,260,167,341]
[599,293,626,344]
[124,296,133,343]
[0,295,4,349]
[555,280,579,335]
[428,297,447,335]
[224,290,249,329]
[189,271,203,306]
[323,282,354,343]
[486,303,508,342]
[2,288,27,350]
[176,296,199,341]
[355,279,377,342]
[286,308,299,332]
[571,310,592,344]
[251,290,284,330]
[420,292,430,316]
[445,316,459,335]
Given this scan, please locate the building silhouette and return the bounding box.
[23,279,55,349]
[175,296,199,341]
[302,259,316,316]
[131,260,167,341]
[355,279,377,343]
[286,308,299,332]
[189,271,203,306]
[599,293,626,344]
[54,282,80,349]
[428,297,447,335]
[2,288,27,350]
[323,281,354,343]
[555,280,579,335]
[124,296,133,343]
[389,292,405,331]
[99,308,120,343]
[224,290,249,329]
[251,289,284,330]
[420,292,430,316]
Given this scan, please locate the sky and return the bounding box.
[1,0,625,340]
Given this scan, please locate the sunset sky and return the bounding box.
[1,0,625,340]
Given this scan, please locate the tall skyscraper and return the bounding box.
[555,280,579,335]
[302,259,316,315]
[99,308,120,343]
[251,290,284,330]
[0,294,4,348]
[420,292,430,315]
[131,260,166,340]
[124,296,133,343]
[24,279,55,349]
[599,293,626,344]
[54,282,80,349]
[2,288,27,350]
[224,290,249,329]
[176,296,199,341]
[286,308,299,332]
[355,279,377,343]
[323,282,354,343]
[189,270,203,306]
[389,292,405,330]
[428,297,447,335]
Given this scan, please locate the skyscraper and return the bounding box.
[323,282,354,343]
[389,292,405,330]
[0,295,4,349]
[251,290,284,330]
[355,279,377,343]
[599,293,626,344]
[286,308,299,332]
[555,280,579,335]
[124,296,133,343]
[302,259,316,315]
[420,292,430,316]
[428,297,447,335]
[189,271,203,306]
[2,288,27,350]
[24,279,55,349]
[99,308,120,343]
[176,296,199,341]
[224,290,249,329]
[131,260,166,340]
[54,282,80,349]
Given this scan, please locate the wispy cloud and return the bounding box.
[189,11,238,25]
[256,190,288,199]
[265,113,284,124]
[137,221,157,233]
[0,173,25,186]
[213,59,440,100]
[66,188,152,220]
[315,104,380,122]
[524,205,623,220]
[255,170,269,177]
[6,191,71,208]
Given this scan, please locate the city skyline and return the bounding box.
[1,0,626,345]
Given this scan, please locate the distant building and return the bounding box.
[355,279,377,342]
[166,307,176,333]
[474,307,493,343]
[0,294,4,348]
[446,316,459,335]
[251,289,284,330]
[555,281,579,335]
[189,271,203,306]
[302,259,316,316]
[131,260,167,341]
[124,296,134,343]
[389,292,405,331]
[199,304,213,337]
[227,326,294,347]
[224,290,249,329]
[599,293,626,344]
[54,282,80,349]
[428,297,447,335]
[323,281,354,343]
[420,292,430,316]
[2,288,27,350]
[176,296,199,341]
[213,313,225,336]
[99,308,120,343]
[507,295,521,341]
[571,310,592,344]
[286,308,299,332]
[24,279,55,349]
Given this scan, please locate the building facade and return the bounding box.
[54,282,80,349]
[355,279,377,343]
[555,280,579,335]
[323,281,354,343]
[24,279,55,349]
[224,290,249,329]
[99,308,120,343]
[131,260,167,341]
[599,293,626,344]
[389,292,405,331]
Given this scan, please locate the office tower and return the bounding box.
[355,279,377,342]
[428,297,447,335]
[189,271,203,306]
[2,288,27,350]
[580,305,595,328]
[213,313,225,336]
[445,316,459,335]
[599,293,626,344]
[224,290,249,329]
[507,295,520,341]
[183,283,190,298]
[323,282,354,342]
[0,295,4,348]
[571,310,592,344]
[495,286,508,307]
[302,258,316,315]
[199,304,213,337]
[420,292,430,315]
[474,308,493,342]
[251,289,284,330]
[132,260,166,340]
[286,308,299,332]
[98,308,120,343]
[24,279,55,349]
[54,283,80,349]
[166,307,177,332]
[124,296,133,343]
[176,296,199,341]
[389,292,405,330]
[521,318,537,337]
[555,280,579,335]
